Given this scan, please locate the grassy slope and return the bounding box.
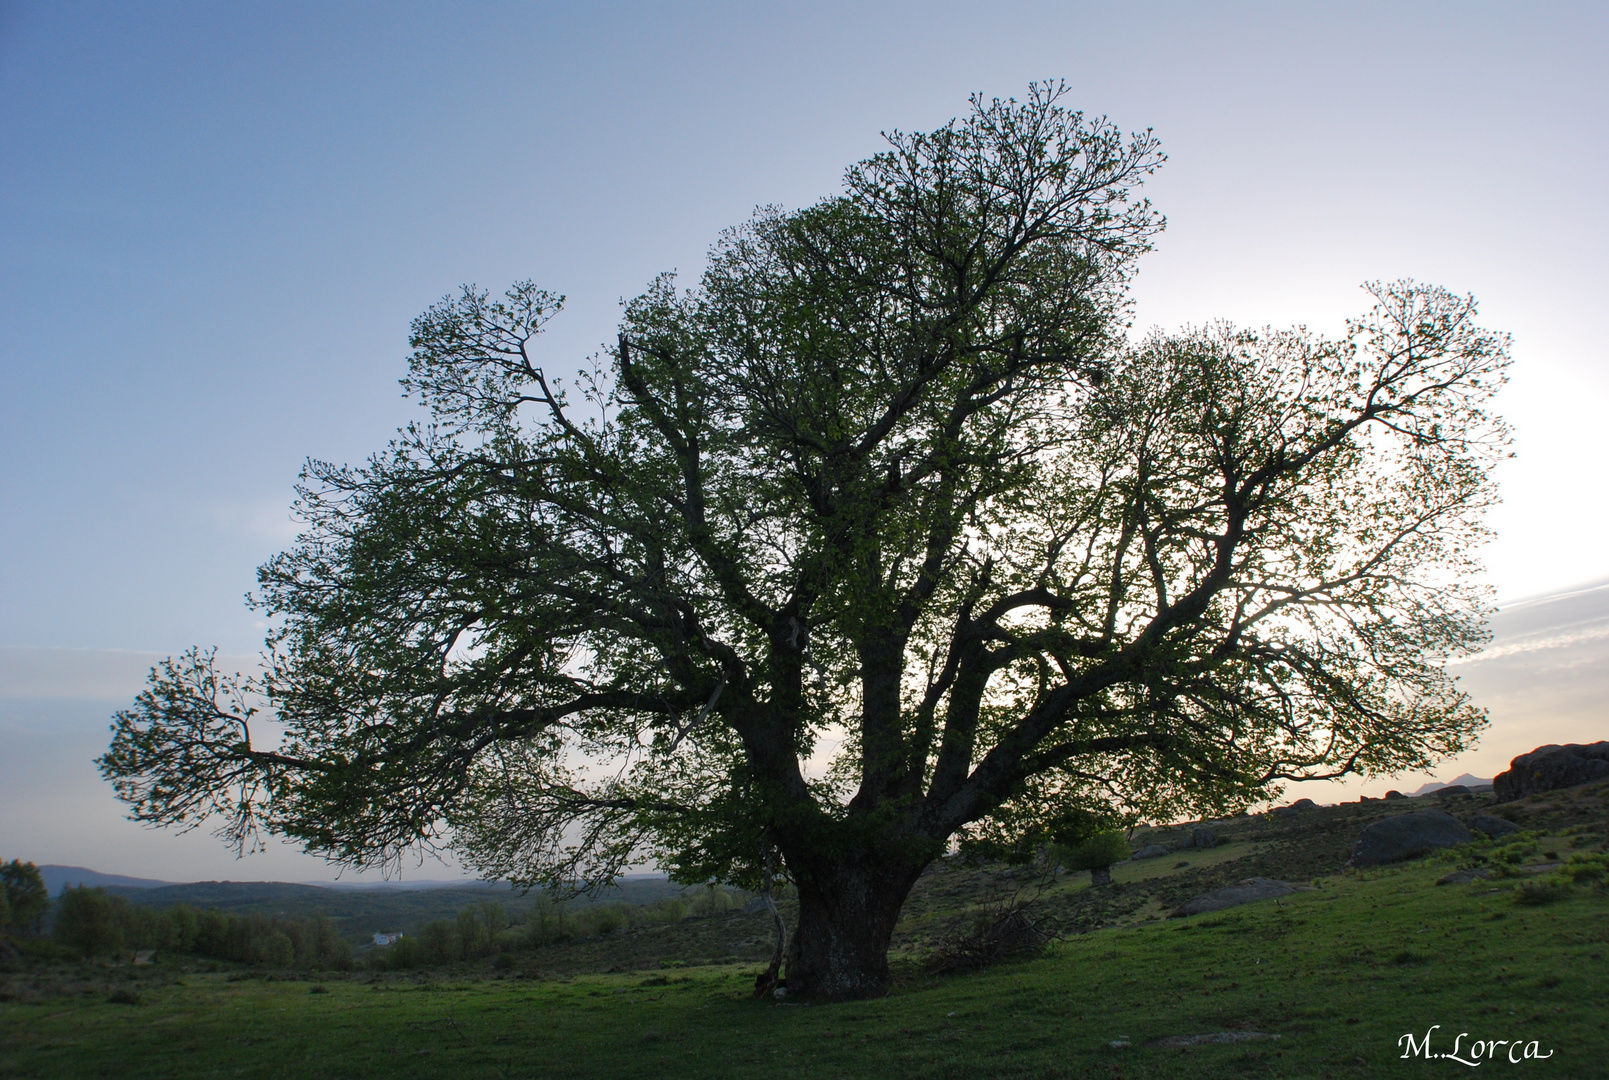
[3,782,1604,1078]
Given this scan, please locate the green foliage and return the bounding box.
[370,889,736,970]
[0,861,47,934]
[54,886,126,957]
[1509,850,1609,905]
[1052,830,1132,873]
[50,887,351,969]
[1563,851,1608,884]
[98,80,1513,993]
[1513,877,1573,906]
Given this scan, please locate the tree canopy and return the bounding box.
[101,83,1510,998]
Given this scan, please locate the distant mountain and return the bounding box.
[1410,773,1493,796]
[40,865,171,895]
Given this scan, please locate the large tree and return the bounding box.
[101,85,1509,999]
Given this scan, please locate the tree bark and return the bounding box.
[783,854,926,999]
[1090,865,1112,887]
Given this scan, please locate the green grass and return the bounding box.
[4,857,1605,1079]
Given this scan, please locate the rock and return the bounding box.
[1436,868,1494,886]
[1172,861,1191,869]
[1384,790,1406,800]
[1492,742,1609,801]
[1270,798,1316,818]
[1469,814,1521,839]
[1171,877,1302,916]
[742,896,768,915]
[1190,827,1219,849]
[1348,809,1473,867]
[1130,844,1170,860]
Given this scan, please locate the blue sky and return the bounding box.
[2,1,1606,881]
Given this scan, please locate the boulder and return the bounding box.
[742,896,769,915]
[1130,844,1170,860]
[1469,814,1521,839]
[1492,742,1609,801]
[1270,798,1316,818]
[1172,878,1301,917]
[1384,790,1406,800]
[1348,810,1472,867]
[1190,827,1219,849]
[1435,868,1494,886]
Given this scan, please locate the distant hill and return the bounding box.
[1410,773,1493,796]
[39,865,170,894]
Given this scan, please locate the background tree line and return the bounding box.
[51,885,353,970]
[371,884,750,970]
[4,860,757,972]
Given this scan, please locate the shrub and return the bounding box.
[1514,877,1572,906]
[930,902,1052,972]
[1563,852,1608,884]
[1490,839,1538,866]
[1054,831,1133,886]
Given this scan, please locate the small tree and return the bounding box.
[100,83,1508,998]
[1054,831,1132,887]
[54,886,125,958]
[0,861,48,936]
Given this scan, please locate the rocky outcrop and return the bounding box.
[1469,814,1521,839]
[1270,798,1317,818]
[1130,844,1170,860]
[1172,878,1302,916]
[1348,809,1472,867]
[1492,742,1609,801]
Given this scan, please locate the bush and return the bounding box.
[1490,839,1538,866]
[1054,831,1132,886]
[930,902,1052,972]
[1514,877,1572,906]
[1563,852,1608,884]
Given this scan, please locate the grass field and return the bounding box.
[3,850,1605,1079]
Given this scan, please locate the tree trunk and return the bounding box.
[783,856,925,1000]
[1090,865,1111,887]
